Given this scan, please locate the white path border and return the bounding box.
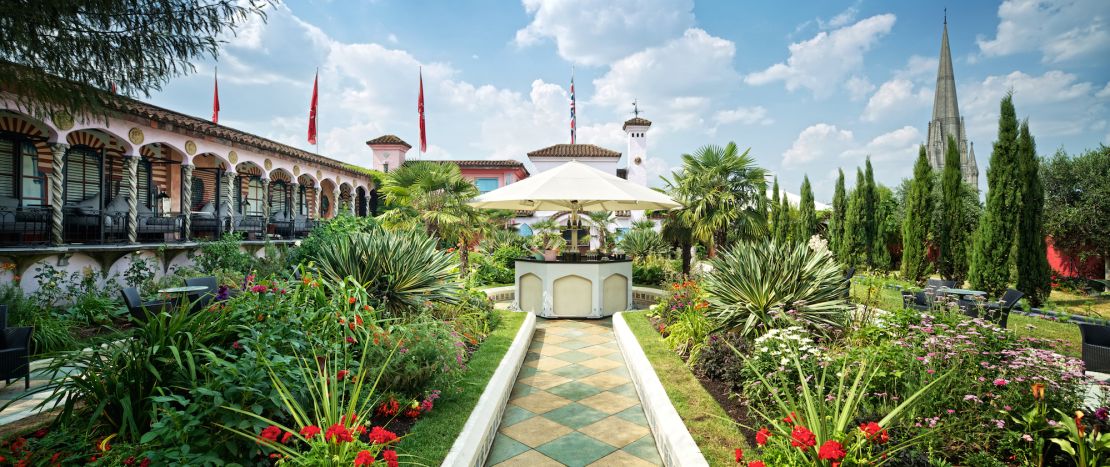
[613,312,709,467]
[441,311,536,467]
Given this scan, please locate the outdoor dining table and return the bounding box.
[158,285,209,299]
[936,287,987,299]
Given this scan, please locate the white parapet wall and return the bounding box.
[441,311,536,467]
[613,312,709,467]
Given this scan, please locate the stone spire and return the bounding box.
[925,18,978,189]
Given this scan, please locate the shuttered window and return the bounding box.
[0,139,15,199]
[21,142,45,207]
[244,176,263,215]
[297,185,307,215]
[270,181,288,216]
[65,146,101,205]
[0,138,45,207]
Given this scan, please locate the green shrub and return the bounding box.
[290,215,381,266]
[702,240,849,338]
[633,255,669,286]
[194,232,254,274]
[620,228,669,260]
[364,318,466,396]
[467,252,514,287]
[314,229,461,317]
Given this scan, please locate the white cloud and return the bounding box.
[387,33,398,44]
[977,0,1110,63]
[713,106,771,126]
[842,126,922,162]
[746,14,896,98]
[896,55,938,80]
[845,75,875,101]
[513,0,694,66]
[962,70,1104,145]
[861,79,931,122]
[592,28,739,132]
[1097,82,1110,99]
[821,4,860,29]
[782,123,855,166]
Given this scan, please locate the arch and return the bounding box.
[0,110,58,216]
[602,273,629,313]
[295,173,317,219]
[519,273,543,314]
[268,167,293,182]
[0,110,59,142]
[65,128,133,155]
[318,178,337,218]
[355,186,368,217]
[138,142,186,216]
[553,274,592,317]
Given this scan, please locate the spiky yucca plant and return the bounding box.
[702,240,848,338]
[315,230,460,317]
[619,228,669,260]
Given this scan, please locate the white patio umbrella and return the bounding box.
[468,160,681,249]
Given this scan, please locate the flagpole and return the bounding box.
[315,66,320,155]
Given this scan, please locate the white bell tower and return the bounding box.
[623,101,651,187]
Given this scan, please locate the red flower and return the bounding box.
[790,425,816,448]
[123,457,135,465]
[749,462,765,467]
[259,425,282,443]
[818,440,846,461]
[348,297,357,304]
[734,448,743,462]
[232,341,241,350]
[32,429,48,439]
[377,399,400,417]
[10,437,25,452]
[140,459,151,467]
[353,450,375,466]
[281,431,293,444]
[755,427,772,446]
[324,423,354,443]
[859,421,889,444]
[382,449,399,467]
[337,369,350,381]
[783,412,798,424]
[347,336,357,344]
[300,425,322,439]
[369,426,399,444]
[50,453,61,463]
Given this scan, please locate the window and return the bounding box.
[0,138,46,207]
[475,177,499,193]
[244,176,263,215]
[383,163,389,173]
[320,194,330,217]
[191,177,206,211]
[505,173,515,185]
[270,181,288,216]
[297,185,307,215]
[65,146,102,205]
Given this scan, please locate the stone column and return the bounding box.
[224,172,236,231]
[123,154,139,244]
[181,164,193,240]
[261,178,271,233]
[289,182,299,217]
[312,184,321,220]
[49,143,68,245]
[330,186,338,219]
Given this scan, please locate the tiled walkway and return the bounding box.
[486,318,662,467]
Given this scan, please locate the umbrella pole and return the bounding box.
[571,209,578,251]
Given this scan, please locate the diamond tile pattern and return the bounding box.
[488,318,661,467]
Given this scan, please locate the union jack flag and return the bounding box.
[569,73,576,144]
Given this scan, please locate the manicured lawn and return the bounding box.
[851,282,1082,357]
[623,311,747,467]
[396,311,526,464]
[1047,289,1110,318]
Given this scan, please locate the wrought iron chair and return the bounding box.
[183,276,219,312]
[1078,323,1110,374]
[0,305,32,389]
[119,287,176,322]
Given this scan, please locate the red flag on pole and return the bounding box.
[307,71,319,145]
[418,67,427,153]
[212,68,220,124]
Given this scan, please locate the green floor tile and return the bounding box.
[557,340,592,350]
[609,382,639,398]
[516,366,538,378]
[553,350,594,363]
[500,405,536,427]
[613,405,649,425]
[601,366,631,379]
[622,434,662,464]
[485,434,530,466]
[541,402,610,429]
[550,364,600,379]
[536,431,617,466]
[510,383,538,398]
[546,381,604,401]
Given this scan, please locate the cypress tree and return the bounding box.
[901,145,933,283]
[862,158,878,267]
[770,177,781,241]
[830,169,846,260]
[970,93,1022,297]
[841,168,866,267]
[797,175,817,242]
[777,190,791,243]
[938,136,969,282]
[1015,120,1051,306]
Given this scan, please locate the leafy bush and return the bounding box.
[291,215,382,266]
[467,251,514,287]
[426,287,500,345]
[315,229,460,317]
[194,232,254,274]
[702,240,849,338]
[693,331,749,394]
[363,318,465,396]
[633,255,669,286]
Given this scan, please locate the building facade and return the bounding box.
[925,19,979,188]
[0,91,378,293]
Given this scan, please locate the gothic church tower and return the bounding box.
[926,17,978,188]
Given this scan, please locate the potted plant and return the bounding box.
[530,219,565,261]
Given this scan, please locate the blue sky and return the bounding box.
[148,0,1110,202]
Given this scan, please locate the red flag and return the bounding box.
[418,68,427,153]
[212,68,220,123]
[308,71,319,145]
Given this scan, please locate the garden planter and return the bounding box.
[542,250,558,262]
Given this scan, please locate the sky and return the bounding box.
[147,0,1110,203]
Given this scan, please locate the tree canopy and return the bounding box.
[1042,145,1110,280]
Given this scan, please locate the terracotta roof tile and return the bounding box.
[526,143,621,159]
[622,117,652,130]
[365,134,412,148]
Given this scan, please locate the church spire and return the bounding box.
[932,20,959,125]
[925,14,979,189]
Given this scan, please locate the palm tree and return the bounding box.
[378,161,484,273]
[660,209,694,275]
[586,211,616,251]
[662,143,768,258]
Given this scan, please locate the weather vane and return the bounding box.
[632,99,640,117]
